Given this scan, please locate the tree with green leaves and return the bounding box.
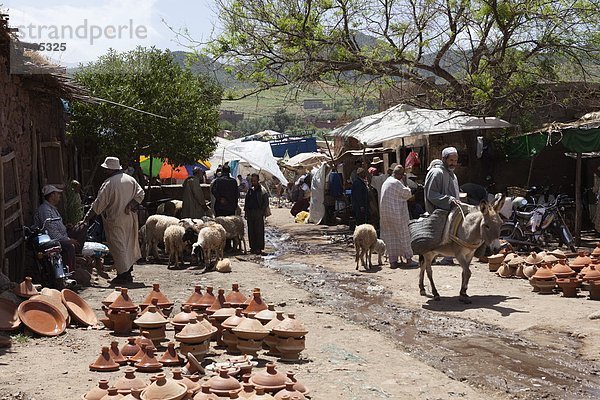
[70,47,222,166]
[209,0,599,121]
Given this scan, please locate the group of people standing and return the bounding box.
[350,147,461,269]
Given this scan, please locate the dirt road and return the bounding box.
[0,207,599,399]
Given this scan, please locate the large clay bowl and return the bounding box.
[17,299,66,336]
[0,298,21,331]
[61,289,98,326]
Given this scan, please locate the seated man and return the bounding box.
[33,185,79,272]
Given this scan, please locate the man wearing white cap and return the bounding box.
[34,184,78,272]
[80,157,145,284]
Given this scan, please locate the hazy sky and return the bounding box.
[2,0,220,66]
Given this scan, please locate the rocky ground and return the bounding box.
[0,207,599,399]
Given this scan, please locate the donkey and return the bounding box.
[419,195,505,303]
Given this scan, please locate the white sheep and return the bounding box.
[214,215,247,254]
[372,239,387,266]
[143,215,180,261]
[353,224,378,270]
[191,222,227,269]
[164,225,186,268]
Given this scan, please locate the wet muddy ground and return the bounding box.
[263,223,600,400]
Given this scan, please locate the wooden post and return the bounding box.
[574,152,582,246]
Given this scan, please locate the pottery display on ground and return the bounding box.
[529,264,557,294]
[13,277,39,298]
[82,379,110,400]
[0,298,20,331]
[225,283,247,308]
[115,367,147,395]
[17,298,67,337]
[140,373,187,400]
[90,346,120,372]
[243,290,268,316]
[249,363,287,393]
[206,368,242,397]
[171,306,199,333]
[556,277,582,298]
[109,340,129,365]
[487,254,505,272]
[140,284,174,317]
[192,384,219,400]
[134,346,163,372]
[159,342,184,366]
[272,382,305,400]
[62,289,98,326]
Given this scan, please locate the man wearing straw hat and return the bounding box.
[80,156,145,285]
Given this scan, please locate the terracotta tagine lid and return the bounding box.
[159,342,184,366]
[0,298,21,331]
[172,369,201,393]
[571,251,592,267]
[549,249,567,259]
[249,386,275,400]
[265,311,286,331]
[524,252,543,265]
[103,287,124,307]
[272,314,308,338]
[17,299,67,337]
[551,259,575,278]
[183,285,204,309]
[193,384,219,400]
[272,382,305,400]
[142,283,174,308]
[531,263,556,280]
[110,340,129,365]
[61,289,98,326]
[249,363,287,392]
[212,303,237,321]
[206,368,243,396]
[115,367,147,395]
[255,304,277,324]
[82,379,110,400]
[196,286,216,308]
[285,372,309,395]
[175,316,217,343]
[206,289,226,314]
[225,283,247,307]
[135,305,168,328]
[140,373,187,400]
[13,277,39,298]
[30,294,70,324]
[582,264,600,281]
[90,346,120,372]
[222,308,246,329]
[121,337,141,359]
[507,256,525,267]
[134,346,163,372]
[109,288,138,312]
[243,291,268,316]
[233,315,269,340]
[171,306,199,329]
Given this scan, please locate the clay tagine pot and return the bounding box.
[121,337,141,359]
[551,259,576,278]
[171,306,199,332]
[249,363,287,393]
[225,283,247,308]
[255,304,277,325]
[110,340,129,365]
[82,379,110,400]
[172,369,201,394]
[13,277,39,298]
[285,372,309,396]
[243,290,268,316]
[206,368,242,397]
[115,367,147,395]
[206,288,227,315]
[556,277,582,298]
[175,316,217,344]
[192,384,219,400]
[134,346,163,372]
[141,283,174,316]
[487,254,505,272]
[272,382,305,400]
[159,341,184,366]
[140,373,187,400]
[90,346,120,372]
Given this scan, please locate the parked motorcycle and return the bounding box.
[500,194,576,252]
[23,217,76,290]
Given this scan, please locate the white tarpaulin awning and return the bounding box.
[331,104,513,146]
[284,152,330,168]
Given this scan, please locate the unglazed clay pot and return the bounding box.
[100,387,124,400]
[272,382,305,400]
[13,277,39,298]
[487,254,505,272]
[172,369,201,394]
[159,342,184,366]
[243,290,268,316]
[192,384,219,400]
[225,283,247,308]
[249,363,287,393]
[134,346,163,372]
[171,306,199,333]
[110,341,129,365]
[115,367,147,395]
[90,346,120,372]
[140,373,187,400]
[206,368,242,397]
[121,337,141,359]
[82,379,110,400]
[556,278,582,298]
